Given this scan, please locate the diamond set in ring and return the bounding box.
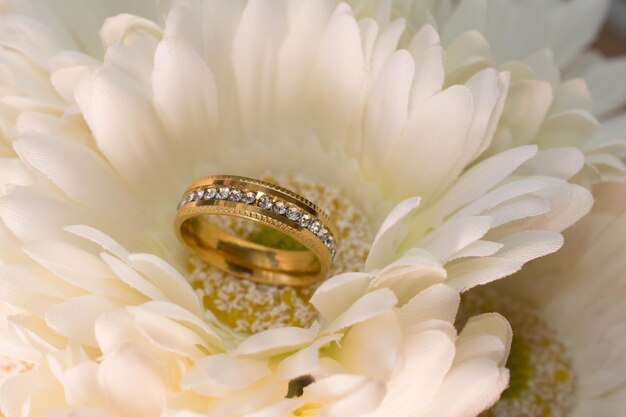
[179,186,337,257]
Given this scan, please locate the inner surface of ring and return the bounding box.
[181,216,320,272]
[180,215,323,286]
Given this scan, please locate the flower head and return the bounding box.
[0,0,624,416]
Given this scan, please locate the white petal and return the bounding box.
[397,284,460,330]
[419,216,492,262]
[305,374,386,417]
[74,65,179,199]
[274,0,334,113]
[552,78,593,114]
[100,13,162,49]
[0,368,65,417]
[232,0,286,135]
[580,57,626,117]
[307,3,366,149]
[0,186,108,244]
[499,80,553,147]
[276,334,341,380]
[45,295,120,346]
[310,272,371,323]
[370,18,406,76]
[455,313,512,367]
[182,354,271,396]
[384,85,474,200]
[0,158,33,196]
[362,329,456,417]
[457,68,510,166]
[130,306,210,360]
[129,253,202,317]
[407,25,444,109]
[100,252,164,301]
[444,30,492,84]
[97,346,169,417]
[361,50,413,176]
[446,257,522,292]
[427,145,538,222]
[152,36,218,168]
[366,197,421,271]
[536,110,599,149]
[336,311,402,380]
[450,178,549,221]
[234,324,319,358]
[495,230,563,264]
[14,132,147,235]
[517,147,585,180]
[136,301,224,351]
[325,288,397,334]
[369,256,447,305]
[63,361,108,407]
[416,359,508,417]
[64,225,130,261]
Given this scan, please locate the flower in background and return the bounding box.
[459,181,626,417]
[0,0,623,416]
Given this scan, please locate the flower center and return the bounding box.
[188,175,372,334]
[458,287,577,417]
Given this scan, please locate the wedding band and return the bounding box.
[174,175,338,286]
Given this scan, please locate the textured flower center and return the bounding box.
[188,175,372,334]
[458,288,577,417]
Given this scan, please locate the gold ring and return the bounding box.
[174,175,337,286]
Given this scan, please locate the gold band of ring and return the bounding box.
[174,175,337,286]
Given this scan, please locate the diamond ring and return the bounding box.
[174,175,337,286]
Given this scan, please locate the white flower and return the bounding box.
[465,181,626,417]
[0,0,623,416]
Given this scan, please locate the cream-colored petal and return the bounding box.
[63,361,108,407]
[0,368,66,417]
[418,216,492,262]
[369,255,447,305]
[74,65,180,200]
[128,253,201,317]
[310,272,371,323]
[14,132,148,237]
[361,49,413,176]
[234,324,319,358]
[384,85,474,200]
[182,354,271,396]
[152,36,218,171]
[276,334,341,380]
[100,252,164,302]
[0,157,32,196]
[366,196,421,271]
[446,257,522,292]
[423,145,538,223]
[455,313,511,367]
[397,284,460,330]
[130,306,210,360]
[415,359,508,417]
[325,288,397,334]
[307,3,366,150]
[517,147,585,180]
[304,374,386,417]
[407,25,444,110]
[97,346,169,417]
[136,301,225,350]
[336,311,401,380]
[360,328,456,417]
[45,295,120,347]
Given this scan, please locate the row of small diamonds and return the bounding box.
[179,186,337,257]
